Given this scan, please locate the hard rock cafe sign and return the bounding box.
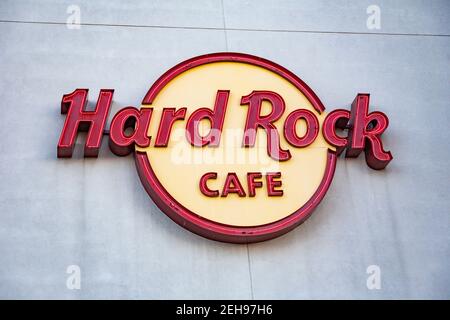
[57,53,393,243]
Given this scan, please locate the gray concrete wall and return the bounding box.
[0,0,449,299]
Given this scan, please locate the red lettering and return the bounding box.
[186,90,229,147]
[155,108,187,147]
[241,91,291,161]
[109,107,153,156]
[200,172,284,198]
[346,94,393,170]
[57,89,113,158]
[322,109,351,155]
[266,172,283,196]
[284,109,319,147]
[199,172,219,197]
[221,173,246,197]
[247,172,263,197]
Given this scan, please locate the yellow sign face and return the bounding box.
[133,53,338,243]
[138,61,331,226]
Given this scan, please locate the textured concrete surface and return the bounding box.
[0,0,449,299]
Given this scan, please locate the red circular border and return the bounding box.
[136,52,337,243]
